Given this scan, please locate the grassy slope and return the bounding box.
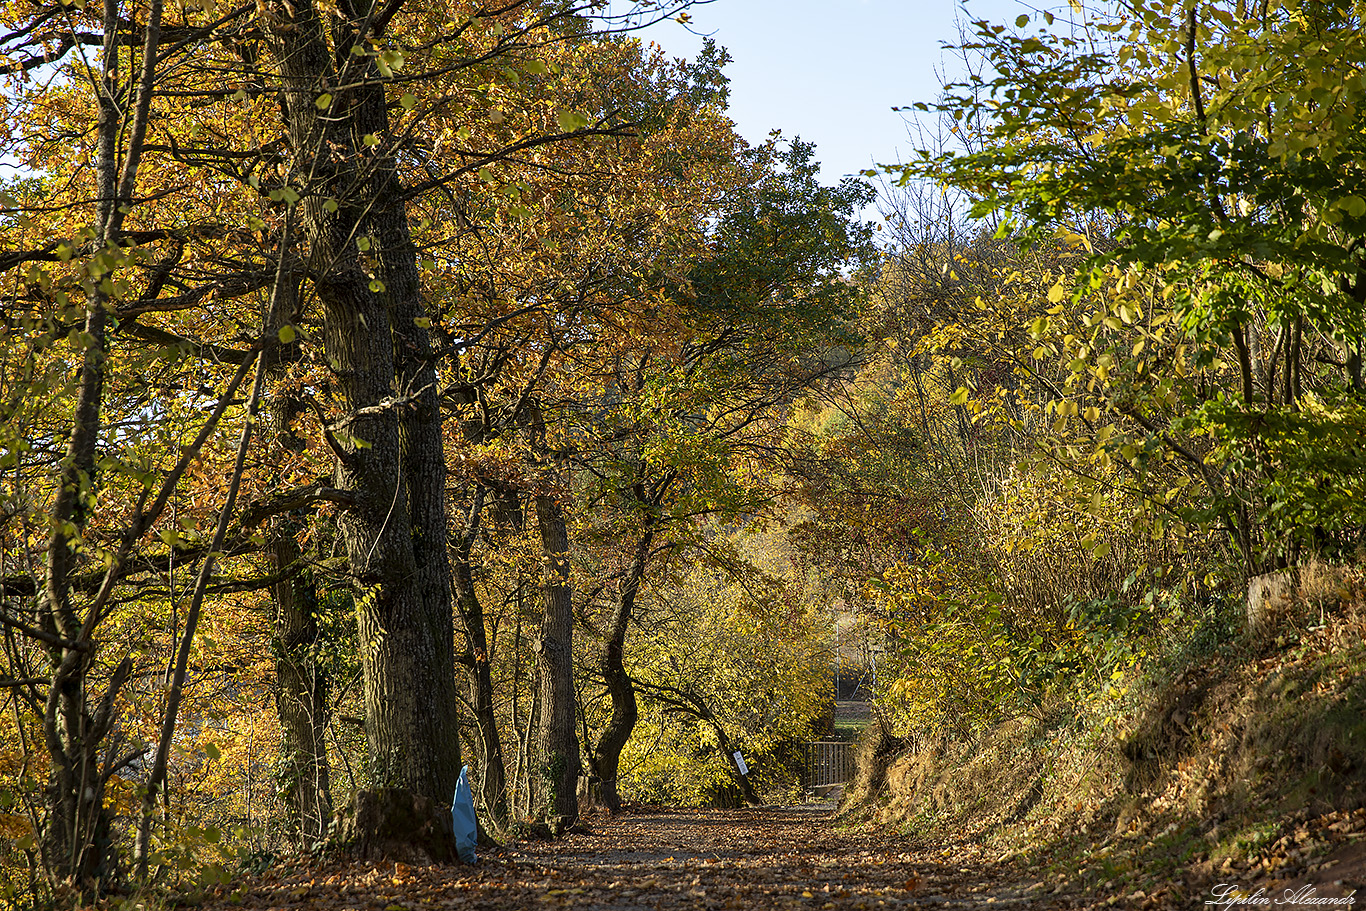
[841,573,1366,907]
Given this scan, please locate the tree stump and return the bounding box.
[1247,569,1296,639]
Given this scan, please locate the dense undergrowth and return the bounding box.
[842,567,1366,902]
[823,1,1366,900]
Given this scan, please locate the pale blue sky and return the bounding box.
[628,0,1031,183]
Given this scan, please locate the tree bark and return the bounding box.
[706,715,761,807]
[271,520,333,846]
[39,0,159,889]
[264,266,334,847]
[452,486,509,828]
[533,492,580,832]
[264,0,462,813]
[591,527,653,813]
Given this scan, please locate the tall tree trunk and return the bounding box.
[265,271,333,847]
[265,0,462,813]
[591,527,653,814]
[41,242,115,892]
[454,561,508,827]
[452,487,509,828]
[271,520,333,846]
[39,0,158,888]
[533,493,580,832]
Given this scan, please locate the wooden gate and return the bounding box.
[804,741,854,790]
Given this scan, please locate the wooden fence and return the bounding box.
[803,740,854,790]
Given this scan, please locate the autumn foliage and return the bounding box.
[3,0,1365,905]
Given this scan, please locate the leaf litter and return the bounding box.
[193,805,1097,910]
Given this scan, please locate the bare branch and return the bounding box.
[239,481,357,528]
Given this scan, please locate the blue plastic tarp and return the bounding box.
[452,765,477,863]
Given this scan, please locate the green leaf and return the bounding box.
[277,324,296,344]
[949,387,970,406]
[400,93,416,110]
[369,279,386,293]
[556,109,589,132]
[1015,13,1029,26]
[204,742,221,761]
[315,92,333,109]
[1340,195,1366,218]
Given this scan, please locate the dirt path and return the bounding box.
[200,806,1085,910]
[505,806,1071,909]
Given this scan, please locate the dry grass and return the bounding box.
[842,565,1366,894]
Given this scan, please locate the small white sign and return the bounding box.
[733,751,749,776]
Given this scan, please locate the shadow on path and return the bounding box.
[502,805,1075,909]
[198,805,1087,910]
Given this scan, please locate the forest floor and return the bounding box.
[188,804,1185,911]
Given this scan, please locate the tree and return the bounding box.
[0,0,287,883]
[2,0,703,886]
[911,0,1366,572]
[619,533,829,808]
[422,35,746,828]
[531,486,579,831]
[567,138,875,811]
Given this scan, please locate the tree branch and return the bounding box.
[239,481,356,528]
